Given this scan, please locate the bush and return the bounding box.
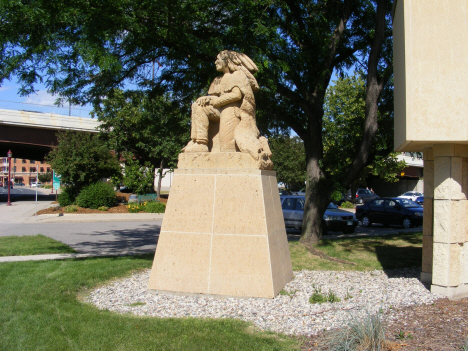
[340,201,354,208]
[127,203,144,213]
[58,186,77,207]
[144,201,166,213]
[76,182,116,209]
[98,206,109,211]
[64,205,78,213]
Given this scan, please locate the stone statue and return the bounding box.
[183,50,272,164]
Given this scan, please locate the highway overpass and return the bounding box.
[0,108,100,160]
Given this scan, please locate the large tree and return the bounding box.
[323,74,405,191]
[93,89,190,196]
[46,131,122,195]
[1,0,393,244]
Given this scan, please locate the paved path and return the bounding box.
[1,199,421,263]
[0,200,162,262]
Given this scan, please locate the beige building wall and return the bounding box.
[394,0,468,152]
[394,0,468,299]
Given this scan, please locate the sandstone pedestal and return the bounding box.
[148,153,293,298]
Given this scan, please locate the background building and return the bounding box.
[0,157,52,186]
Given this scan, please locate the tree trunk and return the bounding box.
[157,159,164,200]
[300,106,333,245]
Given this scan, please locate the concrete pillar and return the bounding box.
[430,144,468,299]
[421,148,434,283]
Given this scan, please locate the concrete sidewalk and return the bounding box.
[1,200,163,263]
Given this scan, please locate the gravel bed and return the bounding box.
[86,267,441,336]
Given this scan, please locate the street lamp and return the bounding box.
[7,150,12,206]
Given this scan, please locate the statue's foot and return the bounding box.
[183,140,209,153]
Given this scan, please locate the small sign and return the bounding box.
[53,171,61,190]
[53,172,62,183]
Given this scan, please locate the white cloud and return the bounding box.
[23,90,58,106]
[0,86,11,92]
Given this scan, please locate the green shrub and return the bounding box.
[44,184,52,189]
[76,182,116,209]
[144,201,166,213]
[309,286,327,304]
[64,205,79,213]
[98,206,109,211]
[58,186,77,207]
[309,286,341,304]
[127,203,143,213]
[340,201,354,208]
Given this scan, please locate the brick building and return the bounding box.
[1,157,52,186]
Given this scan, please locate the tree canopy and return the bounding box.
[270,136,306,191]
[1,0,394,244]
[323,73,404,186]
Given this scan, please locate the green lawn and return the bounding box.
[0,255,300,351]
[0,235,77,256]
[0,232,423,350]
[289,232,423,271]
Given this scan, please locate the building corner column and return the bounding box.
[430,144,468,299]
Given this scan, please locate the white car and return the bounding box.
[31,182,43,187]
[397,191,423,202]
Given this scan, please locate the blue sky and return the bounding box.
[0,78,93,117]
[0,80,57,105]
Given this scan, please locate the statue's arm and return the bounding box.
[211,87,242,107]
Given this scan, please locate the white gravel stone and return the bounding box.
[86,267,441,336]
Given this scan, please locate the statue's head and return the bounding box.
[216,50,258,74]
[216,50,259,92]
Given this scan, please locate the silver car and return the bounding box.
[280,195,358,234]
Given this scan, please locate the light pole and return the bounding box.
[7,150,12,206]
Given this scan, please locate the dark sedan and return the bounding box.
[415,196,424,205]
[355,197,423,229]
[280,196,358,234]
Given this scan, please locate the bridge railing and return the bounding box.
[0,100,93,118]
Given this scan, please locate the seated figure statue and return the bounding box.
[183,50,271,162]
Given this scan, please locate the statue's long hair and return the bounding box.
[219,50,259,92]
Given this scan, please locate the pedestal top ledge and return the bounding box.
[178,152,274,170]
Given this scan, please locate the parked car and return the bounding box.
[279,189,290,196]
[397,191,423,202]
[415,196,424,205]
[280,195,358,234]
[15,182,25,186]
[355,188,379,204]
[3,181,13,189]
[355,197,423,229]
[118,186,133,193]
[31,182,42,187]
[291,189,305,195]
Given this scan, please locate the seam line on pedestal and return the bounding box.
[207,175,217,294]
[263,176,275,298]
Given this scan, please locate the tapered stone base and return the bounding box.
[148,167,293,298]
